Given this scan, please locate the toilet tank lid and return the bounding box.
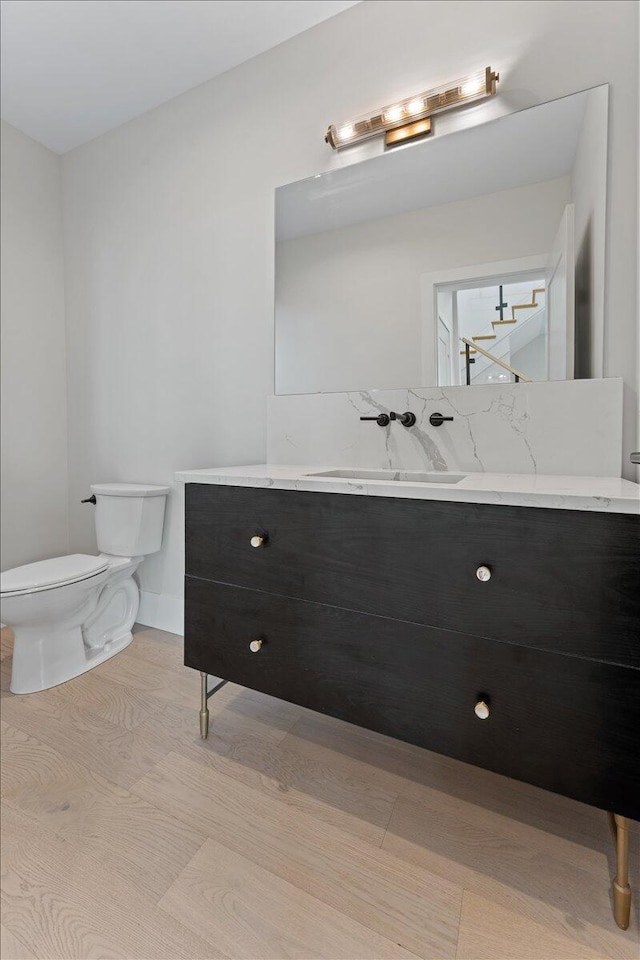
[1,554,109,594]
[90,483,170,498]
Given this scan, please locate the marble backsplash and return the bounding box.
[267,379,623,477]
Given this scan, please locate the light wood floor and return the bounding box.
[1,625,638,960]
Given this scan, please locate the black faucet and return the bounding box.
[390,411,416,427]
[360,411,416,427]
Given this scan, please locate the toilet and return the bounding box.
[0,482,169,694]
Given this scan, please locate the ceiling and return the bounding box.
[0,0,359,154]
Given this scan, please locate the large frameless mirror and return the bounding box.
[274,84,608,394]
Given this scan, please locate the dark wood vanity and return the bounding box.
[184,483,640,928]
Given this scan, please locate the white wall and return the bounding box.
[512,334,547,382]
[60,0,639,626]
[1,121,68,571]
[276,178,569,394]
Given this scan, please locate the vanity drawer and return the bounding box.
[185,484,640,667]
[185,577,640,819]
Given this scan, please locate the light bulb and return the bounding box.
[385,105,403,123]
[461,78,484,98]
[406,98,424,115]
[338,124,355,141]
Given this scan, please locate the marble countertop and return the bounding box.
[175,464,640,514]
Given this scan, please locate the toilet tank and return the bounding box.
[90,483,170,557]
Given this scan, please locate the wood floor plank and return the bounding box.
[132,695,299,754]
[127,626,191,670]
[397,777,639,882]
[46,666,166,731]
[133,751,463,959]
[455,890,609,960]
[1,721,208,902]
[161,837,420,959]
[0,923,37,960]
[89,645,199,706]
[1,719,87,798]
[201,681,306,739]
[0,683,170,789]
[383,796,638,960]
[286,711,615,863]
[284,715,627,881]
[132,701,396,845]
[0,803,225,959]
[0,627,14,661]
[1,650,14,696]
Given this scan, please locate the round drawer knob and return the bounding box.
[476,565,491,582]
[249,639,263,653]
[250,535,265,548]
[474,700,490,720]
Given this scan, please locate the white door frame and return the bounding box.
[420,254,547,386]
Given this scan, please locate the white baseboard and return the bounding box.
[137,590,184,636]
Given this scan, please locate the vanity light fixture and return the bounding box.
[325,66,499,150]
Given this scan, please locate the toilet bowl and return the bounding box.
[1,482,169,694]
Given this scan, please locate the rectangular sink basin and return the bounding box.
[306,469,466,484]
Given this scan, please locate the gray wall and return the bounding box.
[1,122,68,571]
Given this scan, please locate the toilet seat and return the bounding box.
[0,554,110,598]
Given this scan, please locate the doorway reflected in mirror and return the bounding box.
[437,275,546,387]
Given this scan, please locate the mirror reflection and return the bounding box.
[275,85,608,394]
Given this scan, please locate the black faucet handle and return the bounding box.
[429,412,454,427]
[360,414,390,427]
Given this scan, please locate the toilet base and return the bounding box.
[10,628,133,695]
[7,563,141,696]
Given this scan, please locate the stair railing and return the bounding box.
[461,337,532,384]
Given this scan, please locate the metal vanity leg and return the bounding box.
[199,672,210,739]
[198,673,228,739]
[609,812,632,930]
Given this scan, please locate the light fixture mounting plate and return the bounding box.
[384,117,432,148]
